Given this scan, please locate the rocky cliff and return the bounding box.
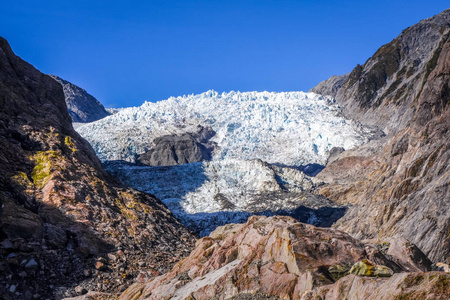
[118,216,450,300]
[0,37,195,299]
[309,74,349,98]
[314,9,450,263]
[50,75,110,123]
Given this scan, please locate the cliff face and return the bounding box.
[314,9,450,263]
[0,37,195,299]
[334,9,450,134]
[50,75,110,123]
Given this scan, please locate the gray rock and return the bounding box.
[49,75,110,123]
[138,128,215,166]
[0,239,14,249]
[387,236,433,272]
[326,146,345,165]
[316,8,450,263]
[309,73,349,97]
[334,9,450,134]
[24,258,38,269]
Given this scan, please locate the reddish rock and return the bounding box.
[118,216,433,300]
[314,9,450,263]
[0,37,196,298]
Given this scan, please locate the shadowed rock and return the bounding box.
[0,37,195,299]
[138,133,213,166]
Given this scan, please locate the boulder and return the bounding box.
[349,259,393,277]
[118,216,413,300]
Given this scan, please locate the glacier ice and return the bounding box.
[77,90,371,165]
[77,90,374,235]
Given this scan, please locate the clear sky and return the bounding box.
[1,1,449,108]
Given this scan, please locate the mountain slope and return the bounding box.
[0,37,195,299]
[50,75,110,123]
[334,9,450,134]
[314,9,450,263]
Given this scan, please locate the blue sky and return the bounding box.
[1,1,449,107]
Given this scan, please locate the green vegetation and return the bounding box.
[11,171,33,189]
[31,151,59,188]
[64,136,77,153]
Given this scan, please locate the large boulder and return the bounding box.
[138,133,213,166]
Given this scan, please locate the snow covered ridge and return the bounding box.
[76,90,371,166]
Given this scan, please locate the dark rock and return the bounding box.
[49,75,110,123]
[138,131,214,166]
[0,36,196,299]
[24,258,39,272]
[44,224,68,248]
[0,239,14,249]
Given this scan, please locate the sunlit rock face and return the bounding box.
[118,216,449,300]
[313,8,450,263]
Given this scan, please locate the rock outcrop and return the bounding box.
[309,74,349,98]
[118,216,450,300]
[0,37,195,299]
[314,8,450,263]
[303,272,450,300]
[138,126,215,166]
[50,75,110,123]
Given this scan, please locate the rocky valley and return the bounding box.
[0,7,449,300]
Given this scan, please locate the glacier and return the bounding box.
[77,90,375,235]
[77,90,372,165]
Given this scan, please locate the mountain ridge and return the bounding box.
[0,36,195,299]
[313,8,450,263]
[50,75,110,123]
